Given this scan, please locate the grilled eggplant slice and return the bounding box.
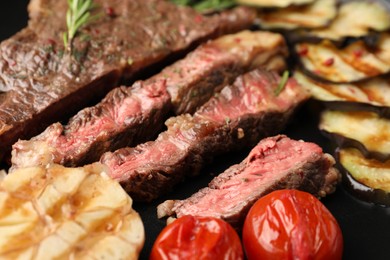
[295,71,390,117]
[309,1,390,40]
[338,147,390,206]
[236,0,314,8]
[0,163,144,259]
[320,110,390,162]
[257,0,337,30]
[296,34,390,83]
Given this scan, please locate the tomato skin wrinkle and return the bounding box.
[242,189,343,260]
[150,215,244,260]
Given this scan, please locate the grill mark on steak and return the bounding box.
[11,31,288,169]
[0,0,256,164]
[100,69,310,202]
[157,135,341,229]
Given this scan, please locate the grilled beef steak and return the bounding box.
[11,31,287,169]
[157,135,341,229]
[100,69,310,202]
[0,0,256,164]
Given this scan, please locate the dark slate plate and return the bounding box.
[1,1,389,260]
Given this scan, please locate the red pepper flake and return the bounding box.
[234,38,241,43]
[323,58,334,66]
[353,49,364,58]
[298,45,308,56]
[47,38,56,46]
[105,7,115,17]
[194,15,203,24]
[94,29,100,35]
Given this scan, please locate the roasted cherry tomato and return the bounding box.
[243,189,343,260]
[150,215,243,260]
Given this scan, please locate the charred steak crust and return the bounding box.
[0,0,256,164]
[159,135,340,229]
[11,31,287,168]
[101,69,310,202]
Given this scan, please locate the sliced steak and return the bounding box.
[157,135,341,229]
[159,30,288,115]
[100,69,310,202]
[11,31,288,169]
[0,0,256,164]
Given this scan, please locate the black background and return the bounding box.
[1,1,389,259]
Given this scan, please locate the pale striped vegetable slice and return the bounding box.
[257,0,337,29]
[319,110,390,161]
[295,71,390,117]
[296,34,390,83]
[309,1,390,40]
[340,148,390,192]
[338,147,390,206]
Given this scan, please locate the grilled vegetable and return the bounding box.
[338,147,390,206]
[150,215,243,260]
[236,0,314,8]
[319,110,390,162]
[309,1,390,40]
[0,163,144,259]
[257,0,337,30]
[243,189,343,260]
[296,34,390,83]
[295,71,390,117]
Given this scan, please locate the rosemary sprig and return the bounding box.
[170,0,236,12]
[170,0,192,5]
[275,70,289,96]
[193,0,236,12]
[63,0,100,52]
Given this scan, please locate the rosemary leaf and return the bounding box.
[170,0,193,5]
[170,0,236,12]
[63,0,100,52]
[193,0,236,12]
[275,70,289,96]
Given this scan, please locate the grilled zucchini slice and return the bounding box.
[338,147,390,206]
[309,0,390,40]
[319,110,390,162]
[296,34,390,83]
[295,71,390,117]
[257,0,337,30]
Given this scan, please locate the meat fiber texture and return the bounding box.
[0,0,256,165]
[158,135,341,230]
[100,69,310,202]
[11,30,288,169]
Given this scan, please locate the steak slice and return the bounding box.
[11,31,288,169]
[100,69,310,202]
[0,0,256,164]
[159,30,288,115]
[157,135,341,229]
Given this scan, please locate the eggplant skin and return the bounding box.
[336,148,390,207]
[319,110,390,162]
[321,101,390,119]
